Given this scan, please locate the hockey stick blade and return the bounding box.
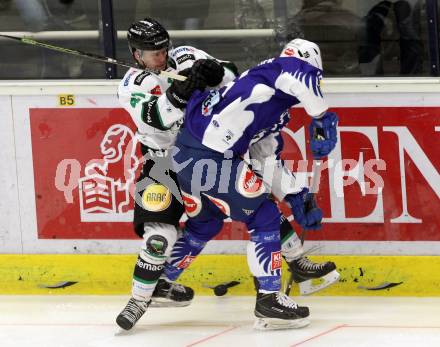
[0,34,185,81]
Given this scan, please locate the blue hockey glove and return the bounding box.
[309,111,338,159]
[285,188,322,230]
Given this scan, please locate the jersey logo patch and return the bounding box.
[177,53,195,65]
[173,46,193,55]
[181,191,202,218]
[242,208,254,216]
[134,71,151,86]
[146,235,168,256]
[236,166,265,198]
[177,255,196,269]
[150,85,162,95]
[283,48,295,56]
[201,90,221,116]
[141,183,172,212]
[203,194,230,216]
[271,251,282,271]
[123,70,137,86]
[141,96,170,131]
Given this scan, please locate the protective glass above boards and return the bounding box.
[0,0,436,79]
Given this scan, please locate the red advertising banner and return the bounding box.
[30,107,440,241]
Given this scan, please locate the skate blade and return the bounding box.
[253,317,310,331]
[299,270,340,296]
[150,298,192,308]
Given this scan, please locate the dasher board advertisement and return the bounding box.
[9,93,440,254]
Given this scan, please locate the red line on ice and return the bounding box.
[290,324,347,346]
[185,325,238,346]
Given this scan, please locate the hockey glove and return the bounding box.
[166,67,207,109]
[309,111,338,159]
[192,59,225,87]
[285,188,322,231]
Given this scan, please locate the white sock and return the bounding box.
[281,230,304,262]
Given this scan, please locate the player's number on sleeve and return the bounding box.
[58,94,75,106]
[130,92,146,108]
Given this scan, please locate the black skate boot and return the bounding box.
[254,292,310,330]
[150,278,194,307]
[116,297,150,331]
[287,257,340,295]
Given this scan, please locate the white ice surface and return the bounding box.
[1,296,440,347]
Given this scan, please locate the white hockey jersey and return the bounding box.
[117,46,237,150]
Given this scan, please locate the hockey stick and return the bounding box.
[299,126,327,245]
[0,34,186,81]
[300,160,323,245]
[284,160,323,296]
[284,128,325,296]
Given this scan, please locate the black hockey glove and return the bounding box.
[192,59,225,87]
[166,67,207,109]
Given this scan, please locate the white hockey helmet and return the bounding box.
[280,38,323,71]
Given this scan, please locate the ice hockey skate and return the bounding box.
[254,292,310,330]
[150,278,194,307]
[287,257,340,296]
[116,297,150,331]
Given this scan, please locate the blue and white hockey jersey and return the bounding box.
[185,56,327,156]
[183,56,329,199]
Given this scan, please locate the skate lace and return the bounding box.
[276,292,298,309]
[297,256,325,270]
[123,299,148,323]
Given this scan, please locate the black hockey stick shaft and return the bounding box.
[0,34,185,81]
[285,161,322,296]
[285,127,325,297]
[300,160,323,245]
[299,126,326,245]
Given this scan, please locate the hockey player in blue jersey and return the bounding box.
[164,38,339,330]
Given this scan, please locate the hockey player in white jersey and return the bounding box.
[115,17,238,331]
[166,38,339,330]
